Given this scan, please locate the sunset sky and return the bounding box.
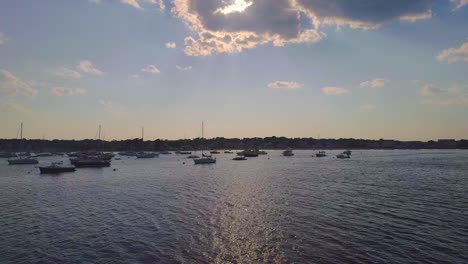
[0,0,467,141]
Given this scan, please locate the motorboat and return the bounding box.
[282,149,294,156]
[36,152,54,157]
[337,152,351,159]
[194,157,216,164]
[210,150,220,154]
[237,149,259,157]
[0,152,17,158]
[73,159,111,167]
[8,158,39,165]
[315,151,327,157]
[343,150,352,155]
[224,150,233,154]
[39,163,76,174]
[232,155,247,161]
[136,152,158,158]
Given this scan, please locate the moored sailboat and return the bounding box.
[8,122,39,165]
[194,121,216,165]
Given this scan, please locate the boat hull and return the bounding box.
[194,158,216,164]
[8,159,39,165]
[39,167,76,174]
[73,161,111,168]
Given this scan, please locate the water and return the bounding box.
[0,150,467,263]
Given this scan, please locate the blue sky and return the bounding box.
[0,0,467,140]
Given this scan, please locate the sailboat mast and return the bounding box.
[98,124,101,140]
[201,121,204,155]
[20,122,23,140]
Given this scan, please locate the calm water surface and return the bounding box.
[1,150,467,263]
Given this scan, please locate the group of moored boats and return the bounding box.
[2,148,353,173]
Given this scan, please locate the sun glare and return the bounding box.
[215,0,253,15]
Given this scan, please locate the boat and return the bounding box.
[39,163,76,174]
[160,151,171,154]
[237,149,259,157]
[282,148,294,156]
[73,159,111,167]
[187,155,200,159]
[0,152,17,158]
[7,122,39,165]
[179,151,192,155]
[257,150,268,155]
[224,150,233,154]
[336,152,351,159]
[343,150,352,155]
[136,152,158,158]
[232,155,247,161]
[210,150,220,154]
[315,150,327,157]
[194,121,216,165]
[202,153,212,157]
[8,158,39,165]
[118,151,137,156]
[36,152,54,157]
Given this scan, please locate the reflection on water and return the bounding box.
[0,150,467,263]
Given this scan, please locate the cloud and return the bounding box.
[322,86,349,95]
[77,60,103,75]
[50,87,87,96]
[421,84,444,96]
[54,67,82,79]
[0,69,38,97]
[451,0,468,10]
[295,0,434,29]
[360,78,388,88]
[437,41,468,64]
[0,32,8,45]
[0,100,32,115]
[171,0,435,56]
[99,99,132,119]
[420,83,468,105]
[359,104,376,112]
[176,65,192,71]
[121,0,143,9]
[268,81,302,90]
[165,42,177,48]
[147,0,166,10]
[141,64,160,74]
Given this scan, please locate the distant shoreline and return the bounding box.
[1,138,466,152]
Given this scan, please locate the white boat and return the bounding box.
[194,121,216,165]
[136,152,158,158]
[282,148,294,156]
[7,122,39,165]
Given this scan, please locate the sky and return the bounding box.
[0,0,467,141]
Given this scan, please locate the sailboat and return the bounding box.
[8,122,39,165]
[194,121,216,165]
